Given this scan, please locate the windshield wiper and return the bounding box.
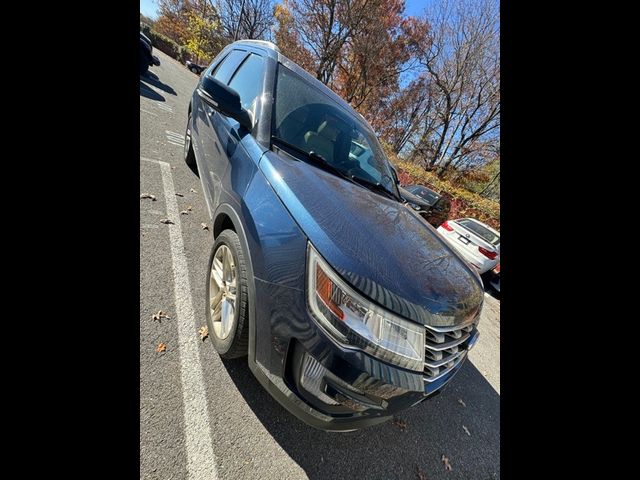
[349,175,401,202]
[271,136,354,183]
[271,135,400,201]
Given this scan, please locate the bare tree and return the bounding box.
[410,0,500,177]
[217,0,275,41]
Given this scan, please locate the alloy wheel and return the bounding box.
[209,245,237,340]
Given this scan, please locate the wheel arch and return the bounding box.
[212,203,258,364]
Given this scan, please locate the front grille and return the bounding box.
[423,323,477,383]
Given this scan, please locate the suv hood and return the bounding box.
[260,151,484,328]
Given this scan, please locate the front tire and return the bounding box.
[206,229,249,359]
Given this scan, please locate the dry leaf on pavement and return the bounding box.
[175,193,184,197]
[152,310,171,322]
[156,342,167,353]
[416,466,429,480]
[201,223,209,230]
[190,188,198,193]
[462,425,471,436]
[441,455,452,471]
[160,219,174,225]
[199,326,209,341]
[392,417,407,431]
[187,205,193,211]
[458,399,466,407]
[180,210,189,215]
[140,193,157,201]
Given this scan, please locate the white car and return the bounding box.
[437,218,500,274]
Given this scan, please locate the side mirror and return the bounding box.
[197,76,252,130]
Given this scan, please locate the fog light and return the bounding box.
[300,354,340,405]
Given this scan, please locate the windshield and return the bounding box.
[273,64,398,195]
[458,219,500,246]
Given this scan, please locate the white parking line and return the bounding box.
[140,107,158,117]
[166,130,186,147]
[156,102,174,112]
[141,156,219,480]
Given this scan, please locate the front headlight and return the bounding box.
[306,243,425,371]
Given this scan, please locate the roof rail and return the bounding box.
[234,39,280,53]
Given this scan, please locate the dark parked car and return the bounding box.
[140,32,160,76]
[400,184,452,228]
[184,40,484,431]
[186,60,206,75]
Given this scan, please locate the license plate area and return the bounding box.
[458,235,470,245]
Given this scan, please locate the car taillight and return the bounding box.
[479,247,497,260]
[441,221,454,231]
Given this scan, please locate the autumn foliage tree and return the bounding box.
[273,0,429,129]
[154,0,193,45]
[153,0,228,63]
[184,0,224,63]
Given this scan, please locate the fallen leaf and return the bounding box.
[416,466,428,480]
[199,326,209,341]
[462,425,471,436]
[392,417,407,431]
[187,205,193,211]
[152,310,171,322]
[160,219,174,225]
[140,193,157,201]
[441,455,452,471]
[172,166,176,170]
[156,342,167,353]
[458,399,466,407]
[201,223,209,230]
[180,210,189,215]
[175,193,184,197]
[190,188,198,193]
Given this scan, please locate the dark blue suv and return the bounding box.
[184,40,484,431]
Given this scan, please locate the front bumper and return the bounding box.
[250,279,478,431]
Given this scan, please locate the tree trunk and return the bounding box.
[480,171,500,195]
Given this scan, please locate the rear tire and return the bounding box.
[206,229,249,359]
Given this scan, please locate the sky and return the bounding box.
[140,0,159,19]
[139,0,431,21]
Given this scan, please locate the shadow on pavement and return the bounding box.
[481,271,500,301]
[140,71,177,96]
[221,357,500,479]
[139,80,165,101]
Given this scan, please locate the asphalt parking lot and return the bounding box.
[140,49,500,480]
